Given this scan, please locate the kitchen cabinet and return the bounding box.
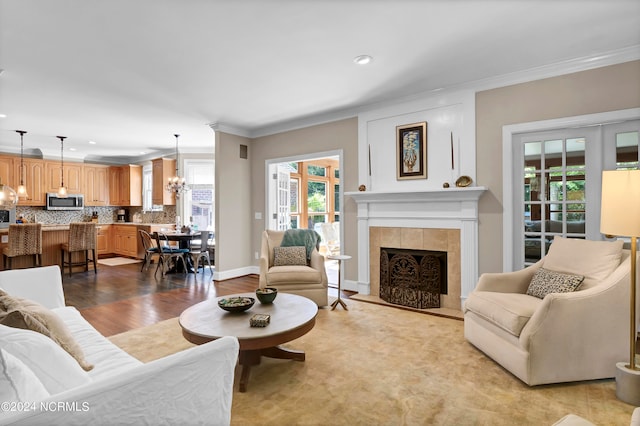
[0,155,13,188]
[152,158,176,206]
[16,158,46,206]
[112,225,138,258]
[45,161,83,194]
[109,165,142,207]
[84,165,109,206]
[97,225,111,256]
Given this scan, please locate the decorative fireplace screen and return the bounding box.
[380,247,447,309]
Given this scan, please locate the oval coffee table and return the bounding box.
[179,292,318,392]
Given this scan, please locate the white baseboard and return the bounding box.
[214,266,258,281]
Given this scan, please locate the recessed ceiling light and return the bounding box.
[139,151,146,155]
[69,147,77,151]
[0,114,6,118]
[88,140,96,144]
[353,55,372,65]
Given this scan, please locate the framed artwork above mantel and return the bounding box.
[396,122,427,180]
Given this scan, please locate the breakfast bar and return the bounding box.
[0,223,175,271]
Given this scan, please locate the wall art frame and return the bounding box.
[396,121,427,180]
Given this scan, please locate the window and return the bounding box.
[184,159,214,232]
[142,164,162,212]
[508,116,640,270]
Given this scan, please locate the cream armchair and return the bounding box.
[259,230,328,306]
[464,236,637,386]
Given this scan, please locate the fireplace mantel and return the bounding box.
[345,187,487,204]
[345,186,487,309]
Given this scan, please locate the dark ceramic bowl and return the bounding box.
[255,287,278,304]
[218,296,255,313]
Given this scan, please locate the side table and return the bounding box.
[327,254,351,310]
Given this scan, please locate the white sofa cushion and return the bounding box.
[463,292,542,337]
[52,307,142,380]
[0,348,50,403]
[0,325,91,394]
[0,290,93,371]
[543,237,624,289]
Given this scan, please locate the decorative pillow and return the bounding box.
[526,267,585,299]
[0,348,50,403]
[0,325,91,394]
[0,290,94,371]
[273,246,307,266]
[542,236,623,289]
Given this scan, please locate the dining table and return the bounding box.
[153,230,202,273]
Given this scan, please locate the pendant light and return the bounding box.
[56,136,68,198]
[165,134,189,197]
[15,130,28,199]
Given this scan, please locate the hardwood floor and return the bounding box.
[66,261,351,337]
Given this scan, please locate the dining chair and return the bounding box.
[138,229,160,272]
[153,232,189,278]
[189,230,213,274]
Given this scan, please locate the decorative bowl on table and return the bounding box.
[255,287,278,304]
[217,296,255,313]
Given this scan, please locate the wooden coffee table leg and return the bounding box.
[238,350,262,392]
[261,345,305,362]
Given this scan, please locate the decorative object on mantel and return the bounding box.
[442,182,450,188]
[455,175,472,187]
[15,130,28,199]
[56,136,68,198]
[358,184,366,191]
[600,170,640,405]
[166,134,190,197]
[396,122,427,180]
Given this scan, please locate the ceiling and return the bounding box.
[0,0,639,163]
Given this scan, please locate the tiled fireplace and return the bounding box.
[346,187,486,311]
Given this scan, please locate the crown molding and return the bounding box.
[245,45,640,139]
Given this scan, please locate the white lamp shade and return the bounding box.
[601,170,640,237]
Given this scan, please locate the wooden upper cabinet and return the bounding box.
[83,165,109,206]
[152,158,176,206]
[109,165,142,207]
[0,155,14,188]
[16,158,45,206]
[44,160,82,194]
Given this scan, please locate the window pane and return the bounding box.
[289,162,298,172]
[334,184,339,211]
[290,216,298,229]
[616,131,639,170]
[308,214,327,229]
[308,181,326,213]
[290,178,299,213]
[334,168,340,178]
[307,165,326,177]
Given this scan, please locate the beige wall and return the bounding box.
[250,118,359,279]
[476,60,640,274]
[215,131,253,275]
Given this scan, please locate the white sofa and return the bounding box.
[0,265,239,426]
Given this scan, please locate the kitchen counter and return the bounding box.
[0,222,177,270]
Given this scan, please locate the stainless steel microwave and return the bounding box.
[45,193,85,210]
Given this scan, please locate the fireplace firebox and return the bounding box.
[380,247,447,309]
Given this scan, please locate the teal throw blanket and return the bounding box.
[281,229,321,260]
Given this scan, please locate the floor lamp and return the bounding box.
[600,169,640,406]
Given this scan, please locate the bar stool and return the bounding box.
[2,223,42,269]
[60,222,97,276]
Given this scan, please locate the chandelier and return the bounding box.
[166,134,189,197]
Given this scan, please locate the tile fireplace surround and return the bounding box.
[346,187,486,311]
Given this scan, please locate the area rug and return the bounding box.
[108,300,635,425]
[97,257,142,266]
